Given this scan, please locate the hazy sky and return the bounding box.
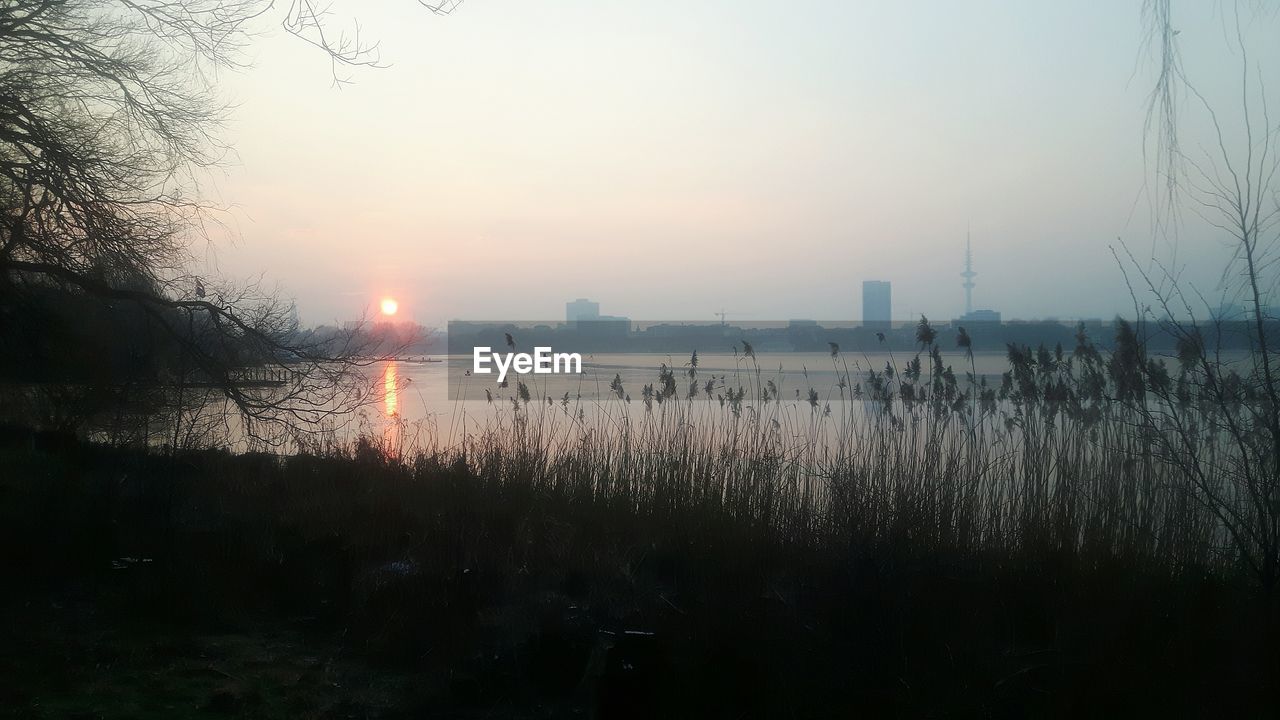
[201,1,1280,326]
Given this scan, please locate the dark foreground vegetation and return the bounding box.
[2,423,1275,719]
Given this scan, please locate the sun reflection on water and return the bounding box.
[383,361,398,417]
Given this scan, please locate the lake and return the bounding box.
[368,350,1017,442]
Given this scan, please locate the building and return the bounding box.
[577,315,631,338]
[958,309,1002,324]
[565,298,600,323]
[566,298,628,336]
[862,281,892,327]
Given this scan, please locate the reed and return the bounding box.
[399,318,1272,586]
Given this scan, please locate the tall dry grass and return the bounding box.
[364,318,1269,587]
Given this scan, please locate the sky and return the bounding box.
[199,1,1280,326]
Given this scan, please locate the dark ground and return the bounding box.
[1,427,1276,718]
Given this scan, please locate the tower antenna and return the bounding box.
[961,227,976,315]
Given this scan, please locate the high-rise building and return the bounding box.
[862,281,891,327]
[565,298,600,323]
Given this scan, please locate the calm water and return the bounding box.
[372,350,1016,431]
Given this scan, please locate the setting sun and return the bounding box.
[380,297,398,316]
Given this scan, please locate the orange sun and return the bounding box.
[380,297,399,316]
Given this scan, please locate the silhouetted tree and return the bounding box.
[1128,2,1280,590]
[0,1,459,445]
